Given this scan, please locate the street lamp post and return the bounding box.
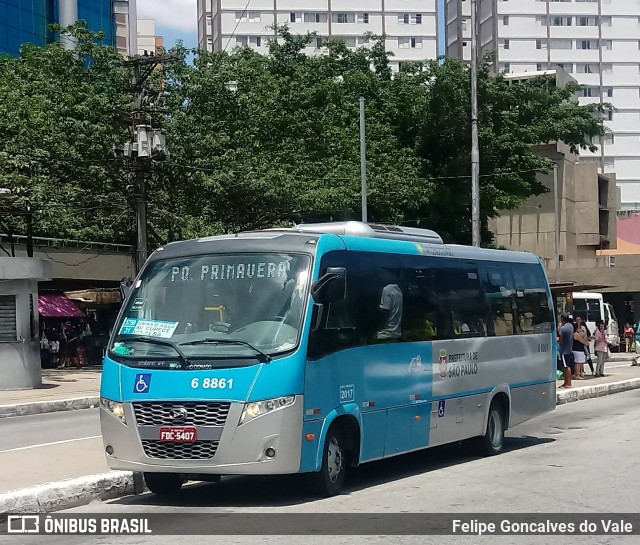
[553,163,560,281]
[470,0,480,247]
[359,96,368,223]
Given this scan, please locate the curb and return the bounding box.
[0,396,99,419]
[0,471,144,520]
[556,376,640,405]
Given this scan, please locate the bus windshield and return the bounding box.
[109,253,311,366]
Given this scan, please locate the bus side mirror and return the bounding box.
[311,267,346,304]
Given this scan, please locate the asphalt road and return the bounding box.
[0,408,100,452]
[3,391,640,545]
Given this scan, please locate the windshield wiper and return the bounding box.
[112,335,189,366]
[180,338,272,363]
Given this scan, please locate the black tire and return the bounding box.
[143,472,184,496]
[311,426,347,497]
[477,403,505,456]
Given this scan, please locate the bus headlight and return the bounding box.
[240,396,295,425]
[100,397,126,424]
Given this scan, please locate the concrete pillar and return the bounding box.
[0,259,52,390]
[59,0,78,50]
[128,0,138,56]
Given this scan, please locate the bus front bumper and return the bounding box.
[100,396,303,475]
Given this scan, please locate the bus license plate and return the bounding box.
[159,427,197,442]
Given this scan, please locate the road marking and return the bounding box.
[0,435,101,453]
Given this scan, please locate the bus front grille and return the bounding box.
[141,440,220,460]
[132,402,230,427]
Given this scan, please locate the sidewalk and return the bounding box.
[0,367,101,418]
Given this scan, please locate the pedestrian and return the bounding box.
[624,323,634,353]
[593,321,609,377]
[571,316,589,380]
[558,314,575,389]
[574,316,592,377]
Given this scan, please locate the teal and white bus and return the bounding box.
[99,222,556,497]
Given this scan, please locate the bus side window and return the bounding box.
[480,264,517,337]
[440,263,487,338]
[401,255,447,341]
[511,263,553,334]
[307,251,359,360]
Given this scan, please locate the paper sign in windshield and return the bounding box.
[119,318,179,339]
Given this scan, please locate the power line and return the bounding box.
[223,0,252,54]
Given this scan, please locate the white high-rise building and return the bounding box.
[197,0,438,69]
[446,0,640,210]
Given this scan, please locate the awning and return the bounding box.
[65,289,122,305]
[38,294,86,318]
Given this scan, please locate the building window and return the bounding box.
[248,11,261,22]
[577,16,597,26]
[399,13,410,24]
[357,13,369,24]
[290,12,302,23]
[500,62,510,73]
[335,12,354,24]
[304,12,328,23]
[411,37,422,48]
[235,11,247,21]
[536,39,547,50]
[502,15,509,25]
[415,13,422,25]
[250,36,262,47]
[550,39,572,49]
[499,39,510,50]
[577,63,598,74]
[577,40,598,50]
[537,63,544,71]
[358,36,370,46]
[600,40,612,50]
[0,295,17,343]
[236,36,248,47]
[555,63,573,73]
[605,87,614,98]
[551,16,572,26]
[580,87,598,97]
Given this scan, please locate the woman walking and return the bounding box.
[594,321,609,377]
[624,323,635,353]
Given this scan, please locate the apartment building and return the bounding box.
[197,0,438,69]
[446,0,640,211]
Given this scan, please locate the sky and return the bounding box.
[136,0,446,54]
[137,0,199,50]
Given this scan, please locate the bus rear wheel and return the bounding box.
[143,472,184,496]
[477,403,505,456]
[311,426,347,497]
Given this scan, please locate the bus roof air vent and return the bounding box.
[282,221,444,245]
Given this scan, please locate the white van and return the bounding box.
[571,292,620,351]
[603,302,620,351]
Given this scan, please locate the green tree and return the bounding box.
[0,23,131,243]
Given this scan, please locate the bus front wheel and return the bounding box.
[312,426,347,497]
[477,403,505,456]
[143,472,184,496]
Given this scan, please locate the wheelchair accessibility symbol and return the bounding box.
[438,399,446,418]
[133,373,152,394]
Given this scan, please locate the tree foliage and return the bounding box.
[0,25,607,247]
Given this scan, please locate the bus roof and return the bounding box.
[150,222,541,265]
